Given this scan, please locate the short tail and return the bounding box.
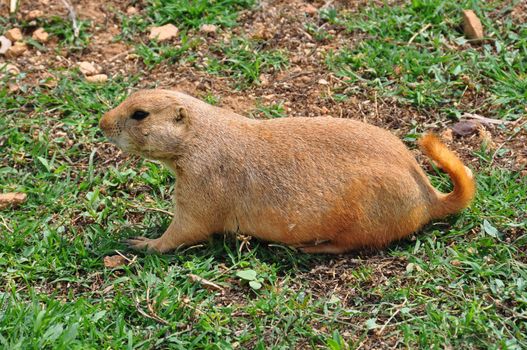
[418,133,476,219]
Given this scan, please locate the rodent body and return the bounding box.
[99,89,476,254]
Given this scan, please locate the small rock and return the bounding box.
[0,63,20,74]
[85,74,108,83]
[259,74,269,86]
[103,255,127,268]
[0,36,12,54]
[5,28,23,42]
[304,4,318,15]
[78,61,99,76]
[200,24,218,35]
[28,9,44,20]
[0,192,27,210]
[450,259,461,266]
[462,10,484,41]
[126,6,138,15]
[318,78,329,85]
[5,42,28,58]
[451,120,480,137]
[149,24,179,42]
[32,28,49,43]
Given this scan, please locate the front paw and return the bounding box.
[125,236,163,253]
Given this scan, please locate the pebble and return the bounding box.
[462,10,484,41]
[126,6,138,15]
[149,24,179,42]
[5,28,23,42]
[78,61,99,76]
[28,10,44,20]
[200,24,218,35]
[6,42,27,58]
[0,36,12,54]
[32,28,49,43]
[304,4,318,15]
[85,74,108,83]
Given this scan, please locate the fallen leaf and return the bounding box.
[103,255,127,268]
[236,269,257,281]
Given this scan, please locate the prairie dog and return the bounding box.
[99,89,476,254]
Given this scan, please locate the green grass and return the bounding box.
[205,37,289,88]
[251,101,287,118]
[43,16,92,51]
[115,0,282,88]
[134,36,199,68]
[326,0,527,120]
[146,0,255,29]
[1,0,526,348]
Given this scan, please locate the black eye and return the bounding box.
[131,110,149,120]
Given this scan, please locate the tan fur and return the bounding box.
[99,89,476,254]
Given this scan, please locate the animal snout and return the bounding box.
[99,113,113,135]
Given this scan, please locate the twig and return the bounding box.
[462,113,510,125]
[108,49,134,62]
[135,288,169,325]
[378,299,408,335]
[135,299,169,325]
[0,215,13,233]
[408,23,431,45]
[114,250,137,264]
[188,274,225,292]
[60,0,80,38]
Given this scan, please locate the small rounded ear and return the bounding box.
[174,106,189,123]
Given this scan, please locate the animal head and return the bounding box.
[99,89,191,159]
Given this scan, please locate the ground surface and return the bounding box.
[0,0,526,348]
